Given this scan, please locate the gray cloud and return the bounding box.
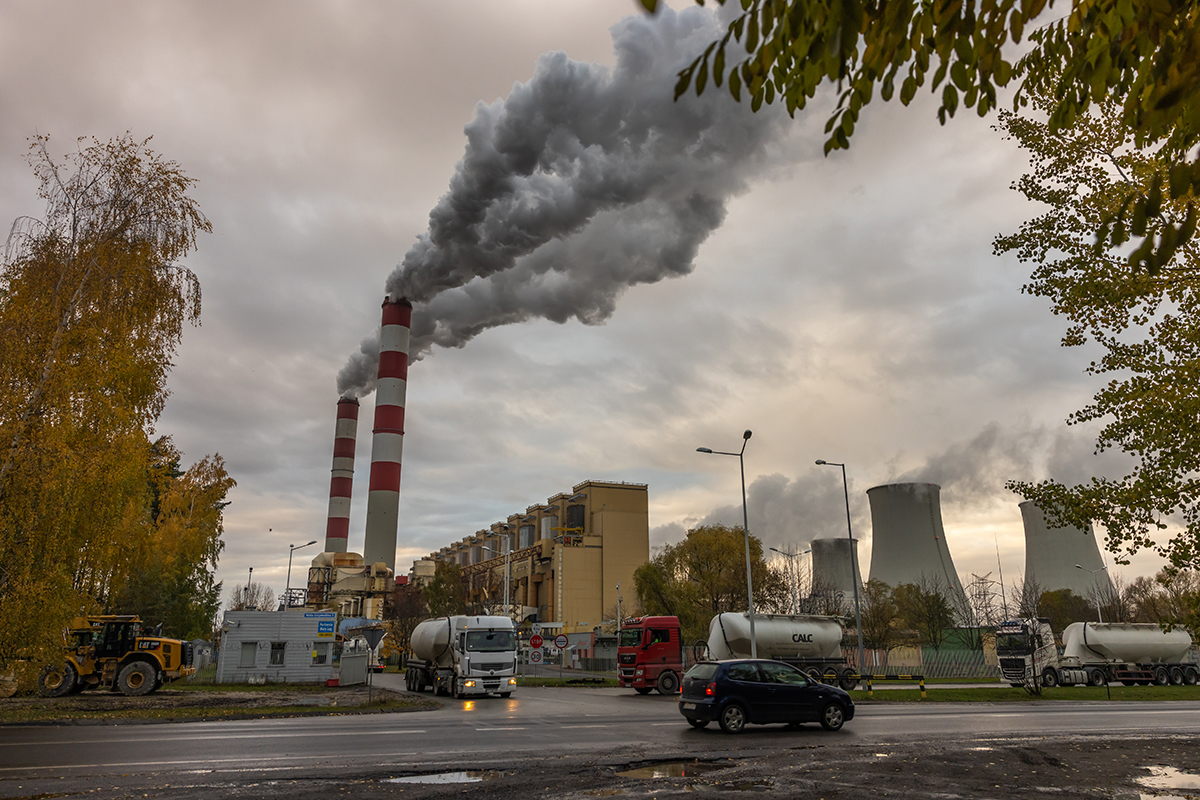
[337,6,787,396]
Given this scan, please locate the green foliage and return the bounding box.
[384,582,427,658]
[0,134,214,667]
[858,579,900,651]
[995,85,1200,572]
[655,0,1200,276]
[1037,589,1096,634]
[632,524,788,643]
[423,562,467,618]
[894,581,956,650]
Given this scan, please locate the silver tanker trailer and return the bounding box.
[707,612,858,689]
[404,615,519,698]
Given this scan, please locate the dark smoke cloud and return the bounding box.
[337,6,787,397]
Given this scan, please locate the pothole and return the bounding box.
[385,771,498,784]
[616,761,724,779]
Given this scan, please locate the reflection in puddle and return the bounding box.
[386,771,496,784]
[617,762,723,779]
[1138,766,1200,791]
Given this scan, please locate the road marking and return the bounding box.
[475,727,525,731]
[560,724,610,729]
[651,722,680,726]
[0,730,427,747]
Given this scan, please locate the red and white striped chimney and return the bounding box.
[323,396,360,553]
[362,296,412,572]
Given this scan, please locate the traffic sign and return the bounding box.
[529,649,543,664]
[529,634,543,648]
[531,624,542,636]
[554,634,568,649]
[362,628,385,650]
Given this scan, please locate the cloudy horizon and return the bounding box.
[0,1,1173,609]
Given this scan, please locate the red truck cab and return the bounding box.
[617,616,683,695]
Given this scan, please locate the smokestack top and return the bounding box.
[383,296,413,308]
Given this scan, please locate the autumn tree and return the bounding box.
[652,0,1200,274]
[385,582,428,661]
[0,134,213,668]
[1037,589,1095,634]
[633,524,788,643]
[894,578,956,651]
[857,579,900,652]
[227,581,276,612]
[995,84,1200,576]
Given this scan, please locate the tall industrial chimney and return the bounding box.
[867,483,966,606]
[323,396,360,553]
[1019,501,1113,598]
[362,297,413,573]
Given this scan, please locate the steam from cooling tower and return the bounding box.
[337,6,786,397]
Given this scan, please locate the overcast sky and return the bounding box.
[0,1,1169,606]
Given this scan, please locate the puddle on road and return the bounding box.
[617,761,723,779]
[1138,766,1200,791]
[386,771,497,784]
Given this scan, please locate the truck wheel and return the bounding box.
[452,677,461,699]
[1184,667,1199,686]
[657,671,679,695]
[1087,669,1106,687]
[1154,667,1171,686]
[806,668,823,683]
[1169,667,1185,686]
[718,703,747,734]
[498,692,512,698]
[37,663,77,698]
[839,668,859,691]
[634,687,653,695]
[117,662,157,697]
[1041,668,1059,688]
[819,702,846,732]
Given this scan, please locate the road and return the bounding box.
[2,681,1198,798]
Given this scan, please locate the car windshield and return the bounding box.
[618,628,642,647]
[685,663,718,680]
[465,631,515,652]
[995,633,1030,653]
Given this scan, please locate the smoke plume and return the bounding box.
[337,6,786,397]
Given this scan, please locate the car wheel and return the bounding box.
[1041,668,1059,688]
[819,702,845,732]
[37,663,77,698]
[718,703,747,734]
[634,687,653,695]
[117,662,157,697]
[687,718,709,729]
[657,671,679,695]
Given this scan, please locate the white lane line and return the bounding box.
[475,727,526,731]
[0,730,427,747]
[560,724,610,729]
[651,722,681,726]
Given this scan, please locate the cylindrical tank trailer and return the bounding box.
[405,615,519,699]
[707,613,857,689]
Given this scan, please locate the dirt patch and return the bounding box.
[0,685,438,724]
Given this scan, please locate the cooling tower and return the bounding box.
[362,297,412,573]
[1019,501,1113,598]
[323,396,359,553]
[810,537,862,598]
[867,483,965,603]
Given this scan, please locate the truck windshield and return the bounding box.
[618,628,642,647]
[995,633,1030,653]
[465,631,515,652]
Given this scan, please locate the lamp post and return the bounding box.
[1075,564,1109,622]
[769,546,811,615]
[697,430,757,658]
[286,540,318,610]
[816,459,865,679]
[483,535,513,619]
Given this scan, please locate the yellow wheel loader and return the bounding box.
[37,615,195,697]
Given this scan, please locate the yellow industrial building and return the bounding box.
[411,480,649,634]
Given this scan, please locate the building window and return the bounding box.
[269,642,286,666]
[312,643,329,666]
[239,641,257,668]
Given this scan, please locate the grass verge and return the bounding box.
[0,698,429,725]
[850,685,1200,702]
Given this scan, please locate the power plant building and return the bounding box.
[1019,501,1113,598]
[866,483,966,605]
[414,480,649,634]
[809,537,862,599]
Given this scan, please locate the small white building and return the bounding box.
[216,610,338,684]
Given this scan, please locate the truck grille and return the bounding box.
[473,661,511,672]
[619,654,636,665]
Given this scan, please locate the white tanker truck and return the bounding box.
[997,618,1199,688]
[404,615,519,699]
[707,613,858,690]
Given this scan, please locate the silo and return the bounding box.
[810,537,862,598]
[867,483,965,603]
[1020,501,1113,598]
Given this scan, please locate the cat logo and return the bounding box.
[792,633,813,643]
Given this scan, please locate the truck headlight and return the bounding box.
[464,680,476,688]
[508,678,517,686]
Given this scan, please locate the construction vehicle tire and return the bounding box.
[117,661,157,696]
[37,663,77,698]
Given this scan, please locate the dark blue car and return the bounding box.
[679,659,855,733]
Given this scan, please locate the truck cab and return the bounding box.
[996,618,1059,687]
[617,616,683,695]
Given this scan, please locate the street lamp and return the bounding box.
[697,429,757,658]
[816,459,865,680]
[285,540,318,610]
[1075,564,1109,622]
[483,535,513,620]
[769,546,811,615]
